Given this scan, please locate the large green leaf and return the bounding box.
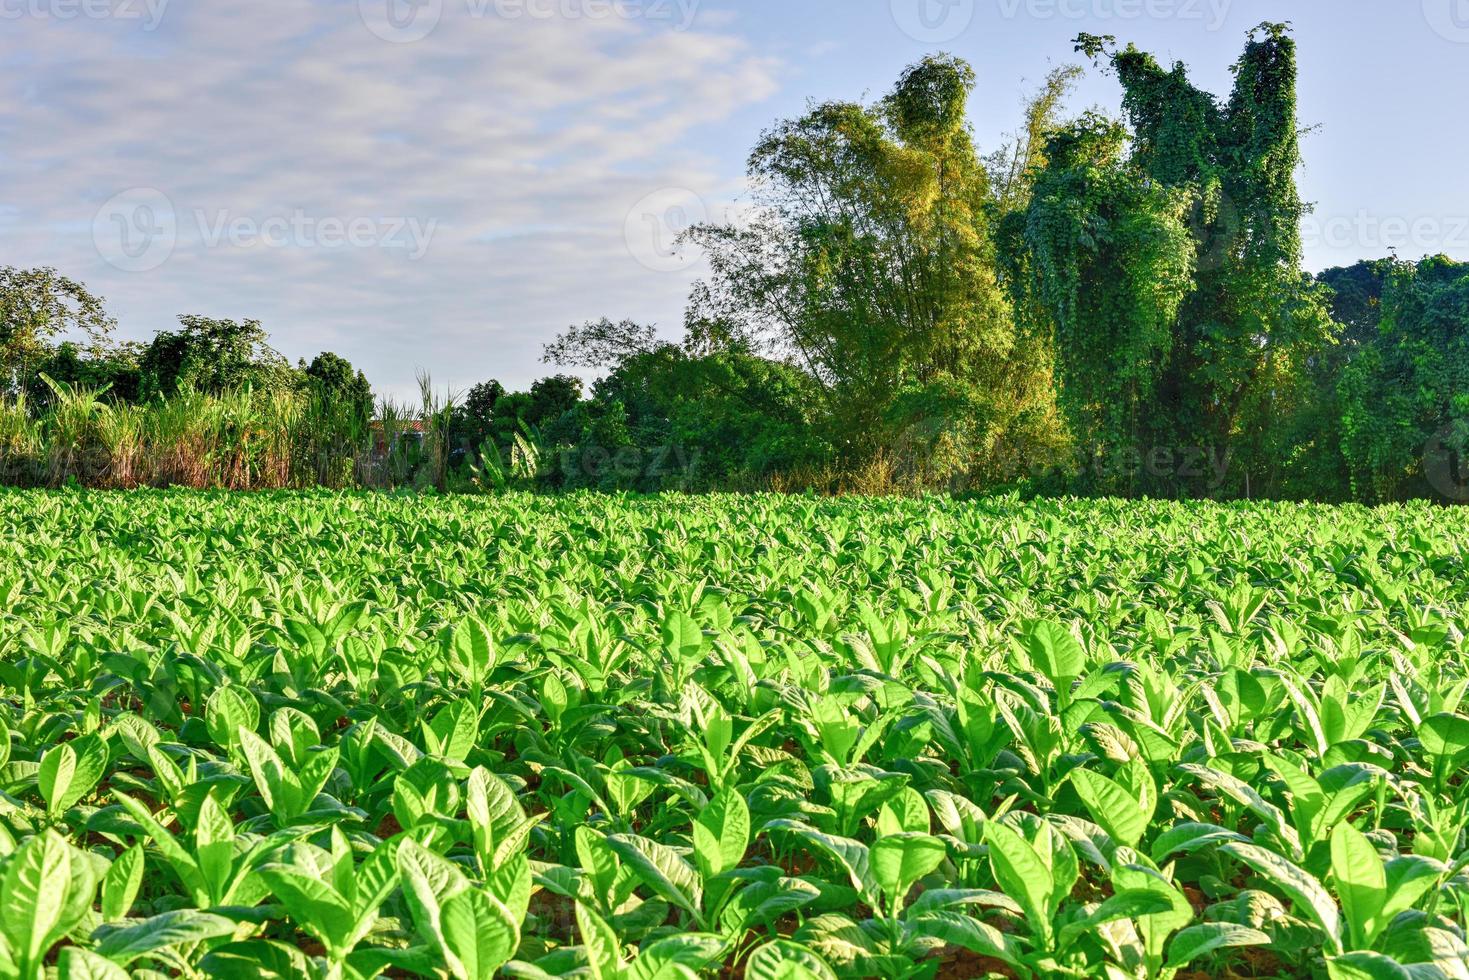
[1221,842,1343,953]
[605,834,704,921]
[93,909,238,965]
[0,831,79,973]
[1069,767,1151,848]
[869,834,946,905]
[440,888,519,980]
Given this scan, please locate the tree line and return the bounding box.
[3,23,1466,501]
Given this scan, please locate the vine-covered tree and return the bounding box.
[1001,114,1195,490]
[1338,256,1469,501]
[1015,25,1338,495]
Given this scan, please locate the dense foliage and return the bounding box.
[1008,25,1340,498]
[1337,257,1469,502]
[4,491,1469,977]
[680,55,1068,491]
[3,24,1468,502]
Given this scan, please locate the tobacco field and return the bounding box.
[2,490,1469,979]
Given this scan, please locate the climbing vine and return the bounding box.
[1013,24,1338,496]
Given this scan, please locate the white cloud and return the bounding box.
[0,0,778,399]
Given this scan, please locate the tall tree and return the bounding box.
[1338,256,1469,501]
[139,316,288,399]
[0,267,114,397]
[1016,25,1337,495]
[1003,114,1196,490]
[685,55,1067,487]
[304,352,374,425]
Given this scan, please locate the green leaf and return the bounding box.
[605,834,704,921]
[1417,713,1469,776]
[764,820,878,906]
[1326,951,1417,980]
[205,686,260,754]
[1070,766,1151,848]
[1025,620,1086,691]
[93,909,238,965]
[258,865,356,956]
[1057,889,1176,949]
[908,912,1022,967]
[869,834,946,905]
[39,734,108,816]
[576,902,624,980]
[1221,842,1342,953]
[661,609,704,660]
[198,940,314,980]
[0,830,77,974]
[744,939,838,980]
[1150,822,1249,862]
[1379,855,1442,924]
[397,838,470,962]
[237,726,293,817]
[450,617,496,688]
[58,947,131,980]
[1331,822,1386,950]
[1165,922,1271,970]
[440,887,519,980]
[691,790,750,878]
[984,820,1055,941]
[101,845,145,921]
[112,792,208,905]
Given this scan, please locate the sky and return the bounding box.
[3,0,1467,400]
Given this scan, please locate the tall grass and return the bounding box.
[0,380,439,491]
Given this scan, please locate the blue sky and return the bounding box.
[3,0,1466,399]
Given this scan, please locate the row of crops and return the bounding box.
[2,490,1469,978]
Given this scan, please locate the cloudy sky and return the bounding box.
[3,0,1467,399]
